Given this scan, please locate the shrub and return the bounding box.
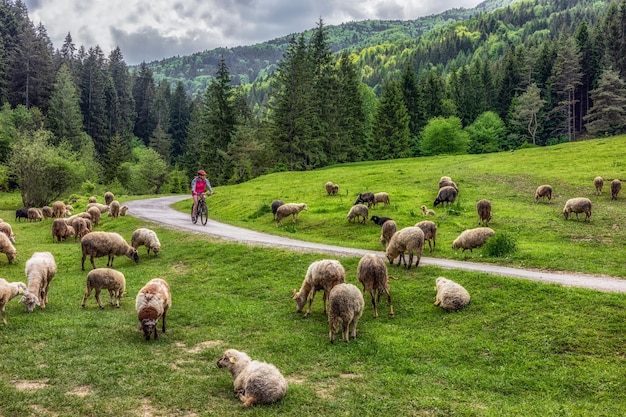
[483,232,517,257]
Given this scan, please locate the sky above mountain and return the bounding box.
[25,0,483,65]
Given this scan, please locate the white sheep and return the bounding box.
[131,228,161,257]
[327,283,364,343]
[534,184,553,203]
[562,197,592,221]
[136,278,171,340]
[438,176,458,190]
[452,227,495,252]
[611,179,622,200]
[434,277,470,311]
[81,231,139,270]
[385,226,425,269]
[292,259,345,317]
[325,181,339,196]
[104,191,115,205]
[0,232,17,264]
[414,220,437,253]
[27,207,43,222]
[357,254,394,318]
[476,199,492,227]
[0,221,16,243]
[86,202,110,214]
[373,192,390,207]
[81,268,126,309]
[108,200,121,217]
[0,278,27,325]
[217,349,288,407]
[379,219,397,249]
[88,196,97,204]
[87,206,101,227]
[346,204,368,224]
[20,252,57,313]
[119,205,129,216]
[275,203,307,226]
[593,176,604,195]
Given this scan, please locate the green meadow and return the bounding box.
[1,137,626,416]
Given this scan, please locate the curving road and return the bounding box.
[125,195,626,293]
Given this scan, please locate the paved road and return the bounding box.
[125,195,626,293]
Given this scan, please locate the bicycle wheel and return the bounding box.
[200,201,208,225]
[191,204,198,224]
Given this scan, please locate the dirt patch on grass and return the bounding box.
[14,380,48,391]
[136,398,198,417]
[187,340,223,353]
[67,385,93,397]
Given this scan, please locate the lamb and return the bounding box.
[0,233,17,264]
[87,206,101,227]
[325,181,339,196]
[292,259,345,317]
[327,283,364,343]
[611,179,622,200]
[594,176,604,195]
[0,278,27,325]
[346,204,368,224]
[86,202,110,214]
[119,205,129,216]
[81,268,126,309]
[15,208,28,222]
[81,231,139,271]
[385,226,425,269]
[41,205,53,218]
[370,215,393,226]
[52,200,66,218]
[476,199,492,226]
[414,220,437,253]
[354,192,375,207]
[434,277,471,311]
[270,199,284,221]
[216,349,288,407]
[452,227,495,252]
[562,197,592,221]
[373,192,390,208]
[421,205,435,216]
[357,254,395,318]
[438,176,458,190]
[27,207,43,222]
[136,278,171,340]
[104,191,115,205]
[433,185,458,207]
[275,203,307,226]
[108,200,121,217]
[51,218,74,242]
[20,252,56,313]
[0,221,16,243]
[534,184,553,203]
[379,219,397,248]
[131,228,161,257]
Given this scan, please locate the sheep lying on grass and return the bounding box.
[357,254,395,318]
[562,197,592,221]
[136,278,171,340]
[476,199,492,226]
[81,268,126,309]
[434,277,470,311]
[131,228,161,257]
[421,205,435,216]
[328,283,364,343]
[611,179,622,200]
[452,227,495,252]
[217,349,288,407]
[434,185,458,207]
[275,203,307,226]
[81,231,139,270]
[379,219,397,249]
[594,176,604,195]
[534,185,553,203]
[292,259,345,317]
[0,233,17,264]
[20,252,56,313]
[385,226,425,269]
[0,278,27,325]
[325,181,339,196]
[414,220,437,253]
[347,204,368,224]
[270,200,284,221]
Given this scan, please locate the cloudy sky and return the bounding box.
[25,0,483,65]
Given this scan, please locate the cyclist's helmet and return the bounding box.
[197,170,206,176]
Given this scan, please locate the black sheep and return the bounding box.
[15,208,28,222]
[370,215,393,226]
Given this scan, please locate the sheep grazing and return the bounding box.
[270,199,284,221]
[438,176,458,190]
[135,278,171,340]
[88,196,97,204]
[68,217,89,241]
[275,203,307,226]
[347,204,368,224]
[104,191,115,205]
[354,192,375,207]
[20,252,57,313]
[325,181,339,196]
[0,278,27,325]
[292,259,345,317]
[357,254,394,318]
[327,283,364,343]
[452,227,495,252]
[108,200,121,217]
[51,218,74,242]
[87,206,101,227]
[81,231,139,271]
[476,199,492,226]
[434,185,458,207]
[379,219,397,249]
[41,205,53,219]
[119,205,129,216]
[562,197,592,221]
[421,205,435,216]
[385,226,425,269]
[86,202,110,214]
[534,184,553,203]
[27,207,43,222]
[611,179,622,200]
[217,349,288,407]
[15,208,28,222]
[434,277,470,311]
[0,221,16,243]
[373,192,390,208]
[81,268,126,309]
[52,200,66,218]
[0,233,17,264]
[593,176,604,195]
[370,215,393,226]
[131,228,161,257]
[414,220,437,253]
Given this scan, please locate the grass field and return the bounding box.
[1,138,626,416]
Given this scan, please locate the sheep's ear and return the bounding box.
[230,357,236,364]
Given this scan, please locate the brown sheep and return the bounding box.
[534,185,553,203]
[136,278,171,340]
[593,176,604,195]
[51,219,74,242]
[81,231,139,271]
[476,199,492,226]
[357,254,395,318]
[292,259,345,317]
[52,200,66,218]
[611,179,622,200]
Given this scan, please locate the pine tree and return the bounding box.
[584,69,626,137]
[148,122,172,164]
[369,81,411,160]
[104,134,131,183]
[400,64,421,140]
[550,37,582,141]
[169,81,191,162]
[47,63,84,150]
[132,62,156,145]
[79,46,110,156]
[108,47,135,138]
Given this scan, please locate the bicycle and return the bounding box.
[191,193,209,225]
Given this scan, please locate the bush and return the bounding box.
[483,232,517,257]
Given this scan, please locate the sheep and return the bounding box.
[347,204,368,224]
[81,231,139,271]
[452,227,495,252]
[135,278,171,340]
[27,207,43,222]
[534,185,553,203]
[86,202,110,214]
[15,208,28,222]
[476,199,492,227]
[217,349,288,407]
[292,259,345,317]
[327,283,364,343]
[373,192,390,208]
[41,205,53,218]
[68,217,89,241]
[611,179,622,200]
[131,228,161,257]
[275,203,307,226]
[438,176,458,190]
[414,220,437,253]
[562,197,592,221]
[354,192,375,207]
[104,191,115,205]
[64,205,74,216]
[594,176,604,195]
[81,268,126,309]
[0,278,27,325]
[88,196,97,204]
[421,205,435,216]
[87,206,101,227]
[0,221,16,243]
[434,185,458,207]
[270,199,284,221]
[385,226,425,269]
[52,200,66,218]
[108,200,121,217]
[0,233,17,264]
[370,215,393,226]
[434,277,471,311]
[119,205,129,216]
[51,218,74,242]
[325,181,339,196]
[357,254,395,318]
[20,252,56,313]
[379,219,397,249]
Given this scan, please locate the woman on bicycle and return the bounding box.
[191,170,214,222]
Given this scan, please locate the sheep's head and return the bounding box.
[15,282,27,294]
[6,249,16,263]
[20,292,40,313]
[292,289,306,312]
[129,248,139,264]
[140,318,157,340]
[217,349,249,371]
